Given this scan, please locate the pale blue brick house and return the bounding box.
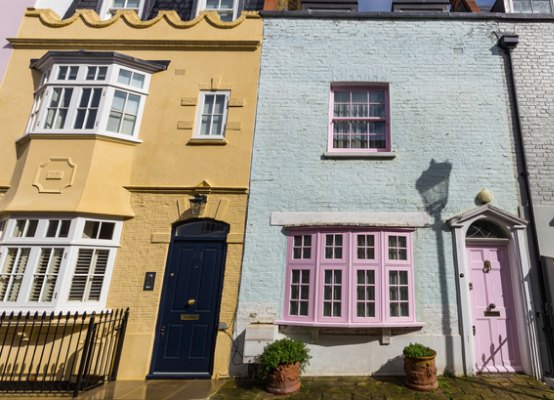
[235,14,546,379]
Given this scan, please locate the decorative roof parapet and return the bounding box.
[25,8,260,29]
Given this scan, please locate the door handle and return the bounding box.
[187,299,196,306]
[483,260,492,273]
[489,303,496,309]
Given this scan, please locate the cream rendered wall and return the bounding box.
[0,9,262,379]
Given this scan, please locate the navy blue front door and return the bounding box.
[150,220,228,378]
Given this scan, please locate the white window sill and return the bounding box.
[274,320,424,329]
[187,138,227,146]
[323,151,396,159]
[17,132,143,146]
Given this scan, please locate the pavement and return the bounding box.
[5,374,554,399]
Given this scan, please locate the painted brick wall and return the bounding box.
[236,17,523,375]
[508,23,554,208]
[108,192,247,379]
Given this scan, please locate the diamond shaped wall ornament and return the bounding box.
[33,158,77,193]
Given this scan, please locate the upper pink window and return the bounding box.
[329,85,390,153]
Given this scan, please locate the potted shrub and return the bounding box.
[403,343,438,392]
[258,338,311,395]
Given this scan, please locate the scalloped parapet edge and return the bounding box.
[25,8,260,29]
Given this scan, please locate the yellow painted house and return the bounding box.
[0,7,262,381]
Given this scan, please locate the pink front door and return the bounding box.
[467,244,522,373]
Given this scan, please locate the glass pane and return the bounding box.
[390,287,398,300]
[366,248,375,259]
[324,286,331,300]
[291,270,299,283]
[203,95,214,114]
[388,236,397,247]
[367,303,375,317]
[85,109,98,129]
[121,115,136,135]
[399,237,407,247]
[200,116,211,135]
[304,236,311,246]
[299,302,308,316]
[367,271,374,284]
[302,248,311,258]
[357,302,364,317]
[13,221,25,237]
[357,270,365,284]
[357,286,364,299]
[367,286,375,300]
[400,287,409,300]
[333,285,341,299]
[127,0,140,7]
[126,94,140,115]
[211,116,223,136]
[389,249,397,260]
[86,67,96,80]
[293,248,301,259]
[79,89,92,107]
[99,222,115,240]
[290,301,298,315]
[326,235,333,246]
[334,271,341,284]
[390,271,398,284]
[57,66,67,80]
[68,67,78,80]
[98,67,107,80]
[91,89,102,107]
[131,73,145,89]
[301,285,309,299]
[214,95,226,114]
[400,303,409,317]
[301,271,309,284]
[334,247,342,259]
[112,91,127,112]
[26,220,38,237]
[357,248,365,259]
[59,220,71,237]
[291,285,299,298]
[333,303,341,317]
[221,0,234,7]
[83,221,100,239]
[390,303,398,317]
[207,0,219,7]
[294,236,301,246]
[325,247,333,259]
[88,276,104,300]
[399,271,408,285]
[114,0,126,6]
[46,220,59,237]
[118,69,132,86]
[74,110,86,129]
[107,112,122,132]
[369,90,385,103]
[323,302,331,317]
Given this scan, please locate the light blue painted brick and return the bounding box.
[238,18,521,337]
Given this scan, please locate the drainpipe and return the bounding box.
[498,33,554,378]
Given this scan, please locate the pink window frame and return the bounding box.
[284,232,316,321]
[282,228,415,326]
[328,84,391,153]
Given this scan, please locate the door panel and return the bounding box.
[467,245,521,373]
[151,239,225,377]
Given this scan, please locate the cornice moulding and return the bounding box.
[25,8,260,29]
[9,38,260,51]
[124,186,248,195]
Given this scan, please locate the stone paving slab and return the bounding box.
[210,375,554,400]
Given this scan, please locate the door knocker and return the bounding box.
[483,260,492,273]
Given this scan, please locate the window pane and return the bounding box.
[214,95,226,114]
[98,67,108,80]
[203,95,214,114]
[131,73,145,89]
[83,221,100,239]
[107,112,122,132]
[99,223,115,240]
[114,0,126,6]
[127,0,140,8]
[118,69,132,86]
[112,90,127,112]
[200,116,211,135]
[211,115,223,136]
[126,94,140,115]
[46,220,59,237]
[59,220,71,237]
[121,115,137,135]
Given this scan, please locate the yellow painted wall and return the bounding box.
[0,9,262,379]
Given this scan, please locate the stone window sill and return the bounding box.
[187,138,227,146]
[323,152,396,159]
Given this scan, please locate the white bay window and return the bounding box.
[27,51,168,141]
[0,216,122,312]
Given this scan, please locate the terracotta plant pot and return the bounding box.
[265,362,301,395]
[404,352,438,392]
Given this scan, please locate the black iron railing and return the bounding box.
[0,308,129,397]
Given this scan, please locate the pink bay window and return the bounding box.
[282,229,416,327]
[329,85,390,153]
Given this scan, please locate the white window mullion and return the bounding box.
[18,247,42,304]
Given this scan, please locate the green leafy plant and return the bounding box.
[403,343,436,358]
[258,338,311,378]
